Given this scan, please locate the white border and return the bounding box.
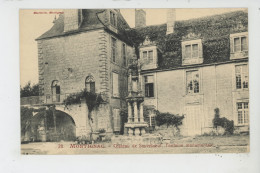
[1,0,260,172]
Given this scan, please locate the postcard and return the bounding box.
[20,8,249,155]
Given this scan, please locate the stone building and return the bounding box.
[21,9,249,140]
[129,9,249,136]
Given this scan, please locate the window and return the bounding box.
[234,36,248,52]
[110,11,116,27]
[235,64,248,89]
[237,102,249,125]
[85,75,95,93]
[181,39,203,65]
[186,70,199,94]
[51,80,60,102]
[185,44,199,59]
[112,72,119,97]
[122,43,126,66]
[111,37,117,62]
[144,76,154,97]
[142,50,153,64]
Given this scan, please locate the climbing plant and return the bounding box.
[63,89,104,138]
[212,108,234,135]
[123,11,248,69]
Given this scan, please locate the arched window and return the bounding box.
[51,80,60,102]
[85,75,95,93]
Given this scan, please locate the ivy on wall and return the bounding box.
[124,11,248,70]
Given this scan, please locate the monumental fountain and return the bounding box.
[111,59,163,145]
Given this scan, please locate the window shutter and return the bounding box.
[230,37,234,53]
[113,109,120,132]
[198,42,203,59]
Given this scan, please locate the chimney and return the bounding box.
[135,9,146,28]
[64,9,83,32]
[166,9,176,35]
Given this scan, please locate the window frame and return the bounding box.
[142,50,154,65]
[186,70,200,95]
[181,39,203,65]
[144,75,154,98]
[233,36,248,53]
[111,37,117,63]
[85,75,95,93]
[235,64,249,90]
[237,102,249,125]
[184,43,199,59]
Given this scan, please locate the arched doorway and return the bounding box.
[30,110,76,142]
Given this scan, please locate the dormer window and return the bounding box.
[230,32,248,59]
[182,39,203,65]
[110,11,117,27]
[140,45,158,70]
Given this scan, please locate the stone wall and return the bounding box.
[37,28,134,135]
[143,62,249,136]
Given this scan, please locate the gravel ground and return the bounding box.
[21,135,249,155]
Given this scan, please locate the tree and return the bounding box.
[20,82,39,97]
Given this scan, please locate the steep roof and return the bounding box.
[36,9,131,41]
[124,10,248,70]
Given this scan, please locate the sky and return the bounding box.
[20,8,245,87]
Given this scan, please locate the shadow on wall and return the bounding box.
[24,110,76,142]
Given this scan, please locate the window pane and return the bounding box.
[143,51,147,60]
[238,111,243,124]
[149,83,154,97]
[236,75,242,89]
[192,44,198,58]
[145,83,154,97]
[241,37,248,51]
[148,51,153,63]
[244,102,248,109]
[194,81,199,93]
[234,37,240,52]
[185,45,191,59]
[145,76,154,97]
[186,71,192,93]
[237,103,242,109]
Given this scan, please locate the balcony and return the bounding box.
[20,94,68,106]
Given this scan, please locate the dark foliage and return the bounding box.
[20,82,39,97]
[213,108,234,135]
[120,105,184,132]
[20,106,45,136]
[124,11,248,69]
[155,112,185,130]
[63,89,104,137]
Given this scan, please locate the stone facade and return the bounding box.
[34,9,249,138]
[142,61,249,136]
[36,9,133,138]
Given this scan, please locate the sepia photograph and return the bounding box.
[20,8,249,155]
